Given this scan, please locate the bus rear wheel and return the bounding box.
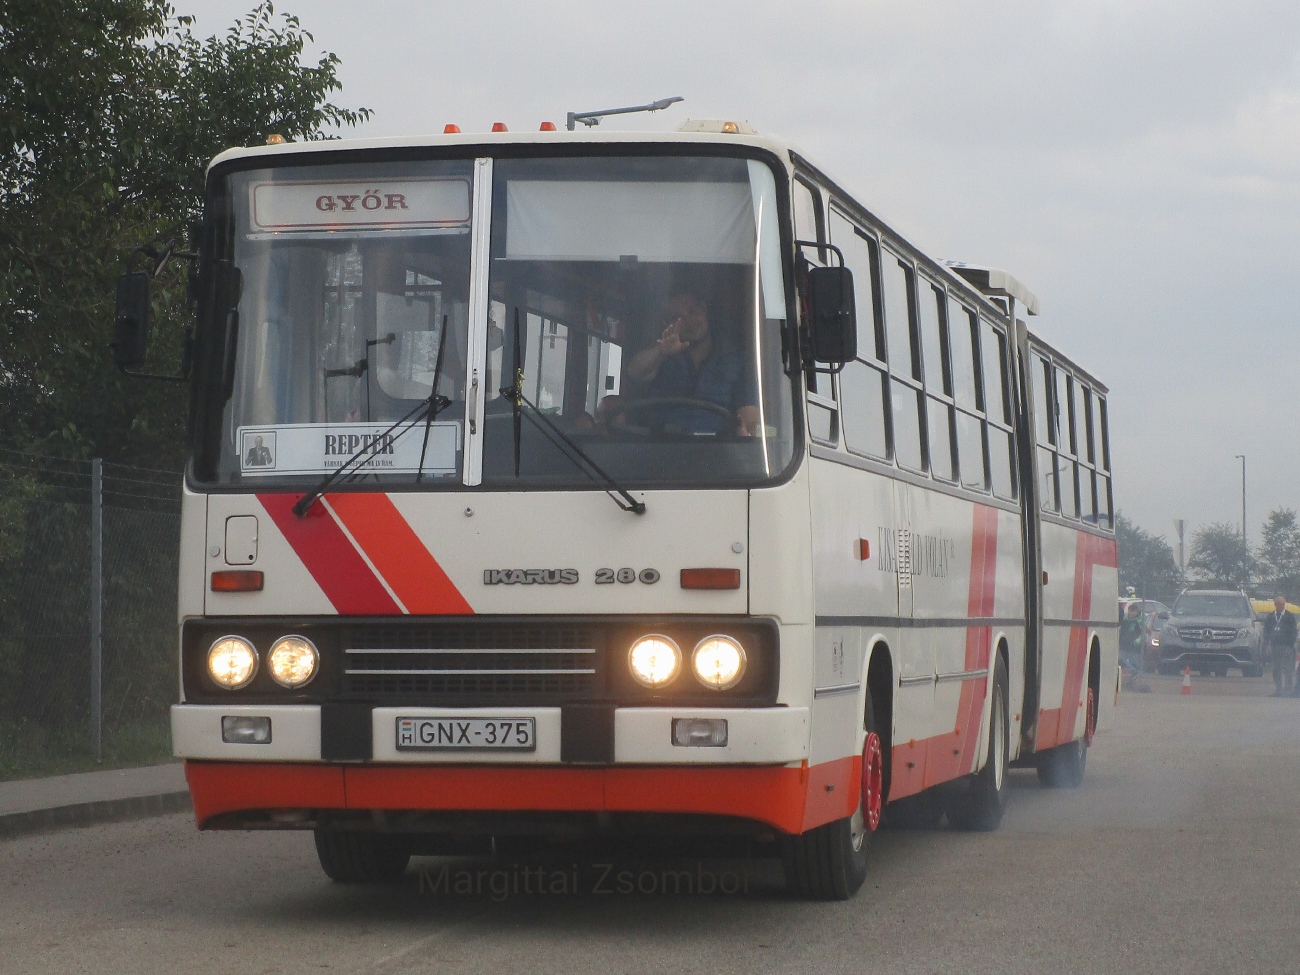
[948,655,1009,831]
[1036,687,1093,789]
[782,696,882,900]
[314,828,410,883]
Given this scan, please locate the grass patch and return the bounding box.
[0,720,173,781]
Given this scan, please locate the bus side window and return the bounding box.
[1096,394,1113,529]
[949,300,985,492]
[1057,370,1080,519]
[793,177,825,264]
[829,208,883,360]
[1034,354,1058,512]
[919,280,955,481]
[829,208,888,460]
[1080,386,1100,524]
[882,251,923,470]
[980,320,1015,500]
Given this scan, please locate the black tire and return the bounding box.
[948,655,1009,831]
[314,829,410,883]
[782,693,881,900]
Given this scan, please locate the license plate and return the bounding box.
[395,717,535,751]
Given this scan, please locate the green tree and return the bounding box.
[1187,522,1254,589]
[1115,512,1182,603]
[1256,507,1300,599]
[0,0,369,466]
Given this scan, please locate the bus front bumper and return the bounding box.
[172,704,854,835]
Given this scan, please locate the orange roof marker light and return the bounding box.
[492,122,508,132]
[443,123,461,134]
[539,121,557,131]
[265,133,286,145]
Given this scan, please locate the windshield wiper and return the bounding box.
[501,307,645,515]
[294,317,452,517]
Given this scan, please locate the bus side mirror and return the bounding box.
[112,271,152,369]
[807,265,857,364]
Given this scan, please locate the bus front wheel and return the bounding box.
[782,695,881,900]
[313,828,410,883]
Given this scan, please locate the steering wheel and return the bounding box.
[613,397,735,433]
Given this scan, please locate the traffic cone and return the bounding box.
[1181,666,1192,696]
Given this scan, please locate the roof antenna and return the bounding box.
[566,96,684,131]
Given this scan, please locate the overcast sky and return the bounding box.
[185,0,1300,549]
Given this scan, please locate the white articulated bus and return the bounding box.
[113,120,1118,900]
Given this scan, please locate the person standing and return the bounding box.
[1263,595,1297,696]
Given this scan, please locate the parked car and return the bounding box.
[1153,590,1263,677]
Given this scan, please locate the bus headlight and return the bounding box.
[628,635,681,688]
[692,635,746,690]
[207,636,258,689]
[267,635,319,688]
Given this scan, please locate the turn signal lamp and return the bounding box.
[443,123,461,133]
[492,122,508,132]
[539,121,557,131]
[692,635,746,690]
[628,634,681,688]
[267,635,319,688]
[208,636,258,689]
[680,568,741,590]
[211,570,263,592]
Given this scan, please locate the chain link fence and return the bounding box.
[0,449,181,779]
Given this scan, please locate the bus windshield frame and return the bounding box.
[191,145,802,493]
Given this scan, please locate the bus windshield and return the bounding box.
[207,153,796,490]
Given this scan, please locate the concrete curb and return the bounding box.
[0,790,192,840]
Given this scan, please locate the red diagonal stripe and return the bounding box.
[258,494,401,615]
[956,504,998,773]
[326,493,473,615]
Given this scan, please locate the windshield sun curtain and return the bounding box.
[206,152,796,489]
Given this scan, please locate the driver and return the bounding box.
[614,292,760,436]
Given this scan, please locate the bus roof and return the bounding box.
[205,127,801,172]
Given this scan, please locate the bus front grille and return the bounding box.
[339,625,601,700]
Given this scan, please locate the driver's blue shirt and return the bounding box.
[643,333,756,434]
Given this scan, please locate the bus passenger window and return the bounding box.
[989,427,1015,499]
[956,410,985,491]
[927,396,956,481]
[891,380,924,471]
[1039,445,1059,512]
[829,210,883,360]
[882,254,918,380]
[1056,369,1075,458]
[918,282,950,396]
[794,178,824,262]
[1033,356,1053,447]
[982,321,1011,425]
[808,400,838,446]
[840,360,888,459]
[948,301,978,412]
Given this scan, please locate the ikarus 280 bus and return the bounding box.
[112,119,1119,900]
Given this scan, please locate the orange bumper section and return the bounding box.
[184,758,860,836]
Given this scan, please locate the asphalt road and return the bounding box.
[3,674,1299,975]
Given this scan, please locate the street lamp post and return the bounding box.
[1235,454,1246,542]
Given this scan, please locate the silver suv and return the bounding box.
[1155,590,1263,677]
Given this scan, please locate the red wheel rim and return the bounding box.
[1084,687,1096,746]
[861,732,884,831]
